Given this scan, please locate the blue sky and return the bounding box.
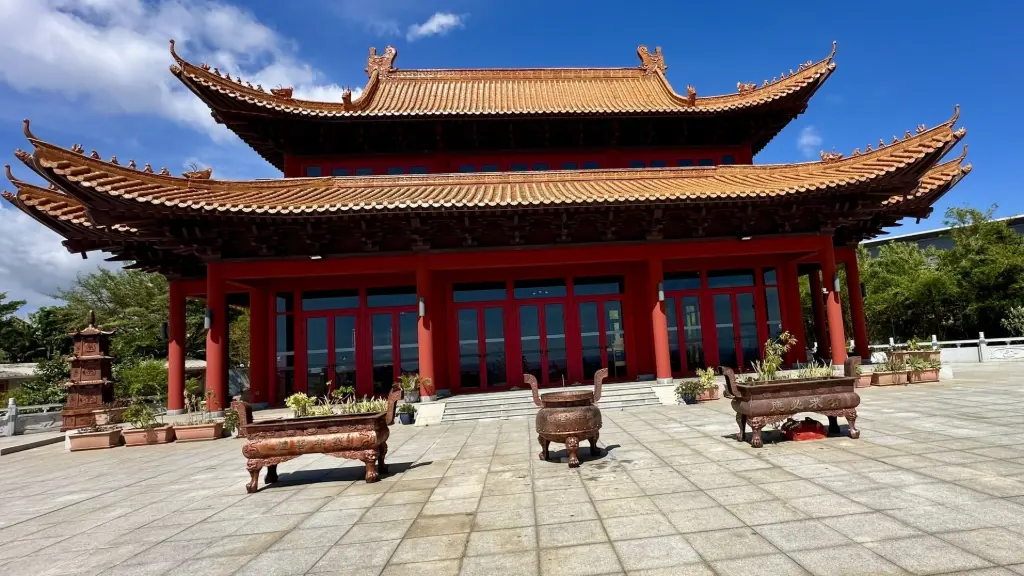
[0,0,1019,311]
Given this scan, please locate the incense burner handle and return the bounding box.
[385,384,401,425]
[844,356,861,377]
[592,368,607,403]
[231,401,253,438]
[525,374,541,407]
[720,367,741,398]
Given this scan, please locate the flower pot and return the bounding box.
[403,390,421,403]
[871,371,907,386]
[69,428,122,451]
[681,394,698,405]
[909,369,940,383]
[697,388,719,402]
[123,425,175,446]
[92,407,126,426]
[399,412,415,425]
[855,374,873,388]
[174,422,223,442]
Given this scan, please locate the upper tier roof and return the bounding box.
[170,42,836,119]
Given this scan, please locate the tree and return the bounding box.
[1002,306,1024,337]
[14,355,70,405]
[229,308,251,368]
[0,292,28,362]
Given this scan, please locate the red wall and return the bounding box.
[284,145,754,178]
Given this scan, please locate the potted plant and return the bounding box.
[675,379,703,405]
[398,403,417,425]
[397,373,422,403]
[330,383,355,403]
[871,351,909,386]
[854,365,872,388]
[893,338,941,364]
[122,401,175,446]
[695,367,719,401]
[175,392,223,442]
[909,357,941,383]
[68,423,122,451]
[92,398,131,425]
[285,392,316,417]
[223,406,241,437]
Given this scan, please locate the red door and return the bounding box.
[710,291,759,370]
[368,307,419,396]
[303,311,358,400]
[454,303,509,390]
[665,292,707,375]
[517,301,568,387]
[575,296,628,381]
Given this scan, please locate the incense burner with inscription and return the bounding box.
[723,358,861,448]
[233,386,400,493]
[529,368,605,468]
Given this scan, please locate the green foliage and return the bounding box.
[397,373,423,392]
[331,384,355,402]
[222,408,240,434]
[335,396,389,415]
[398,403,417,414]
[797,360,834,379]
[285,392,316,417]
[0,292,29,362]
[751,331,796,381]
[882,351,908,374]
[1001,306,1024,336]
[116,358,167,400]
[676,368,716,400]
[229,308,250,368]
[11,356,71,405]
[696,367,716,389]
[123,402,160,429]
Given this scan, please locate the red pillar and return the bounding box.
[167,280,186,414]
[808,268,829,359]
[416,261,436,399]
[249,287,269,406]
[205,263,228,414]
[820,241,848,365]
[839,248,870,360]
[648,258,672,384]
[781,262,807,364]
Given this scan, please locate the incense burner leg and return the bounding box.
[265,465,279,484]
[589,432,601,456]
[363,452,380,483]
[566,436,580,468]
[736,413,747,442]
[846,411,860,439]
[378,442,389,475]
[538,435,550,461]
[246,460,262,493]
[827,416,841,436]
[749,419,765,448]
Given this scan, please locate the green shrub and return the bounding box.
[123,402,160,429]
[116,358,167,400]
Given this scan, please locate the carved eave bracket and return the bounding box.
[637,45,667,75]
[366,46,398,78]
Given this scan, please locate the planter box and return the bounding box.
[855,374,873,388]
[909,369,940,383]
[123,425,175,446]
[399,412,415,425]
[92,407,126,425]
[871,371,908,386]
[892,350,941,364]
[698,387,719,402]
[69,428,122,451]
[174,422,223,442]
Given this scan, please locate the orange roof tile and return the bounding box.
[2,167,135,233]
[170,41,836,118]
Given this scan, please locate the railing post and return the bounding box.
[5,398,17,437]
[889,337,895,348]
[931,335,938,349]
[978,332,986,362]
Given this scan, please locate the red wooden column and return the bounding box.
[781,262,808,364]
[249,287,269,406]
[205,263,228,414]
[838,248,870,359]
[819,242,848,365]
[648,257,672,384]
[416,261,437,399]
[808,268,830,359]
[167,280,187,415]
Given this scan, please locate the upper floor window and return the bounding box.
[332,168,351,176]
[533,163,549,171]
[305,166,322,177]
[721,155,735,165]
[459,165,476,173]
[386,167,405,175]
[697,159,714,167]
[511,163,528,171]
[583,161,599,169]
[355,168,373,176]
[562,161,579,170]
[629,160,646,168]
[678,159,695,167]
[480,164,499,172]
[650,160,667,168]
[409,166,428,174]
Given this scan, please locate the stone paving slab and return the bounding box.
[2,363,1024,575]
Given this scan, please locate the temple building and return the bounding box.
[4,41,970,413]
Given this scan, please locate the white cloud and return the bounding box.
[797,126,823,158]
[407,12,465,41]
[0,207,116,313]
[0,0,344,141]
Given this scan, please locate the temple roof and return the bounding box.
[170,41,836,119]
[15,110,963,218]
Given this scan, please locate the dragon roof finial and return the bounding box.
[637,45,667,75]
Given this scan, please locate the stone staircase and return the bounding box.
[440,381,664,423]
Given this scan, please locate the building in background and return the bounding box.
[4,41,969,412]
[862,214,1024,257]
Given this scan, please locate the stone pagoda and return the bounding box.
[62,311,116,431]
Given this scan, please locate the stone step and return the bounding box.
[440,399,664,423]
[442,382,657,406]
[440,390,660,415]
[440,385,663,423]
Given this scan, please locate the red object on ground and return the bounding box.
[783,419,827,442]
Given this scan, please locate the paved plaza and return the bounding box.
[2,364,1024,576]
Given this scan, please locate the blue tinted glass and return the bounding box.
[629,160,646,168]
[276,293,294,313]
[678,159,695,167]
[721,155,735,165]
[533,163,549,171]
[355,168,373,176]
[664,272,701,291]
[707,270,755,288]
[459,165,476,172]
[650,160,666,167]
[697,159,714,166]
[511,163,528,171]
[480,164,498,172]
[302,289,359,310]
[583,161,599,169]
[763,268,777,285]
[409,166,428,174]
[453,282,507,302]
[305,166,322,177]
[562,162,578,170]
[514,279,567,299]
[386,167,405,175]
[573,276,624,296]
[331,168,351,176]
[367,286,417,307]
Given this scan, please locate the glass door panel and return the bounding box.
[398,312,419,373]
[737,293,759,369]
[666,298,682,373]
[483,307,506,387]
[333,316,357,394]
[579,302,602,380]
[714,294,737,369]
[544,304,567,386]
[371,313,394,395]
[458,308,481,388]
[604,301,627,379]
[306,317,329,399]
[681,296,705,371]
[519,305,543,385]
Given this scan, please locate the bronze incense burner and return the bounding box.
[529,368,605,468]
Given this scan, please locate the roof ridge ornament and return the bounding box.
[685,85,696,106]
[4,164,15,182]
[950,104,960,125]
[637,46,666,75]
[955,144,969,164]
[366,46,398,78]
[14,149,29,162]
[23,119,36,140]
[183,164,213,179]
[737,82,756,93]
[820,149,843,162]
[270,86,293,99]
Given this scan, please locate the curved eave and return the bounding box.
[18,111,964,218]
[880,152,972,211]
[2,173,137,239]
[169,43,835,120]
